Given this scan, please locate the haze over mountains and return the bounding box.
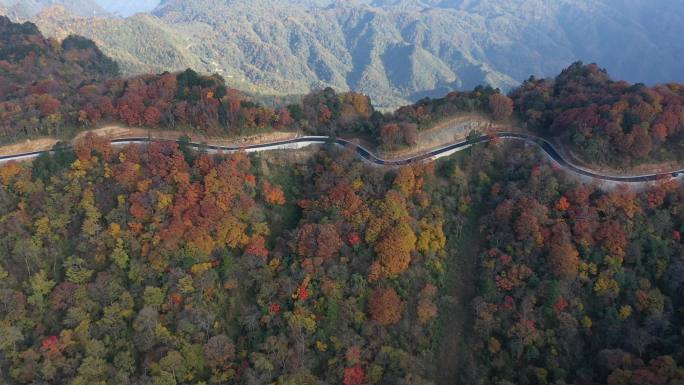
[0,0,106,18]
[3,0,684,108]
[0,0,159,17]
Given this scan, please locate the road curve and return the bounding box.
[0,133,682,183]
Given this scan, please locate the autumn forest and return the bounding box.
[0,15,683,385]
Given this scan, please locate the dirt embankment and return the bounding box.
[557,142,684,177]
[0,116,511,160]
[0,138,60,157]
[378,114,522,159]
[0,126,299,157]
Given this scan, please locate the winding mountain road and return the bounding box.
[0,133,682,183]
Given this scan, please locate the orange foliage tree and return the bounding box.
[295,223,343,260]
[549,241,580,278]
[262,180,286,205]
[369,287,404,326]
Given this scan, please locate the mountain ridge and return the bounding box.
[0,0,108,18]
[6,0,682,108]
[2,0,683,110]
[5,0,684,108]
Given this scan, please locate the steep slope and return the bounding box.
[30,6,268,94]
[33,6,200,75]
[0,16,119,139]
[28,1,520,107]
[0,15,118,89]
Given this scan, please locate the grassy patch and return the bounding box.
[433,202,484,385]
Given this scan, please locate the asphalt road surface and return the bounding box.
[0,133,681,183]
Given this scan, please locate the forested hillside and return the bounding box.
[11,0,684,109]
[5,16,684,172]
[1,0,684,384]
[3,17,684,168]
[513,62,684,167]
[1,123,683,384]
[0,133,457,384]
[1,8,684,385]
[0,16,118,85]
[0,15,506,146]
[451,141,684,384]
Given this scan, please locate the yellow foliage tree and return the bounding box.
[0,161,21,185]
[393,167,416,196]
[215,217,249,248]
[416,219,446,254]
[375,221,417,276]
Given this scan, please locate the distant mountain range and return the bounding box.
[94,0,159,17]
[0,0,159,17]
[0,0,106,18]
[3,0,683,108]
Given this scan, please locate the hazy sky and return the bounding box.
[94,0,159,16]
